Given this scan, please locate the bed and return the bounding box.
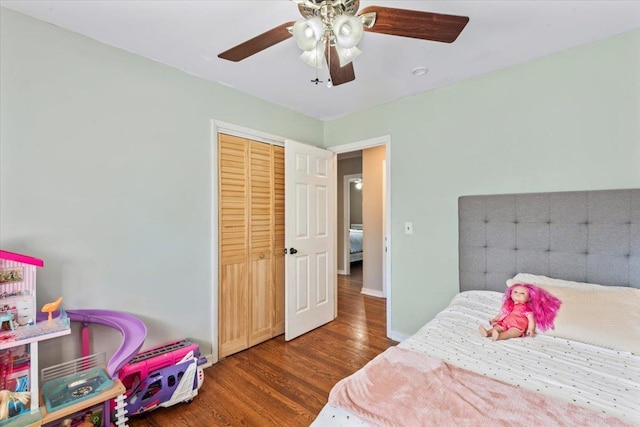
[313,188,640,426]
[349,224,363,263]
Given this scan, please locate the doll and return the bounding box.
[478,283,561,341]
[0,389,30,421]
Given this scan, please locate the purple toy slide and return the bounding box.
[37,309,146,378]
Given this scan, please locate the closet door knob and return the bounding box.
[289,248,298,255]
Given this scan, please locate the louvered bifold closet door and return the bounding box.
[219,134,249,357]
[272,146,285,335]
[248,141,275,346]
[218,134,285,358]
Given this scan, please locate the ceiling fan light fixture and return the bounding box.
[300,41,326,68]
[219,2,470,87]
[332,15,363,49]
[335,45,361,67]
[358,12,377,29]
[293,16,324,51]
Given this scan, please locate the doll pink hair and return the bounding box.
[500,283,562,332]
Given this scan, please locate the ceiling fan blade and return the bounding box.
[326,45,355,86]
[358,6,469,43]
[218,21,295,61]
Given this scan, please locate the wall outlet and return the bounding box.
[404,222,413,235]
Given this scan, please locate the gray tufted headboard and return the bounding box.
[459,189,640,291]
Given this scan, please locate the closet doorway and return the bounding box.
[212,121,386,360]
[217,133,285,358]
[214,121,337,360]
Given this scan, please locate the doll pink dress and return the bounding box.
[495,303,530,336]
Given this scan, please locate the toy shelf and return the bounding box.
[0,320,70,351]
[0,323,71,426]
[38,380,126,426]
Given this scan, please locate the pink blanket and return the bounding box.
[328,346,633,427]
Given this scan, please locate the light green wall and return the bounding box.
[324,29,640,337]
[0,8,323,365]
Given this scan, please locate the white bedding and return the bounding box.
[312,290,640,426]
[349,228,363,254]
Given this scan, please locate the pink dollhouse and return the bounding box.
[0,250,41,333]
[0,250,73,425]
[0,250,43,423]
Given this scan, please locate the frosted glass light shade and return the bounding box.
[300,41,326,68]
[332,15,363,49]
[335,45,361,66]
[293,17,324,51]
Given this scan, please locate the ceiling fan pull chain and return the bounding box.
[311,44,323,85]
[327,44,333,88]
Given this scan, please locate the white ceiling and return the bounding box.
[2,1,639,121]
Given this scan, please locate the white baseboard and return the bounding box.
[388,330,410,342]
[337,269,346,275]
[360,287,384,298]
[203,354,216,368]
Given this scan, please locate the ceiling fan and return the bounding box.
[218,0,469,86]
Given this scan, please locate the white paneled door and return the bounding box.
[284,139,335,341]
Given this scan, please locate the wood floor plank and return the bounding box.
[128,263,396,426]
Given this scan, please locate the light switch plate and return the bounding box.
[404,222,413,235]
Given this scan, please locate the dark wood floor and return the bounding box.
[129,263,396,426]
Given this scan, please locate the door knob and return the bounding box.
[289,248,298,254]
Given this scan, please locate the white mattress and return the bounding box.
[312,290,640,426]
